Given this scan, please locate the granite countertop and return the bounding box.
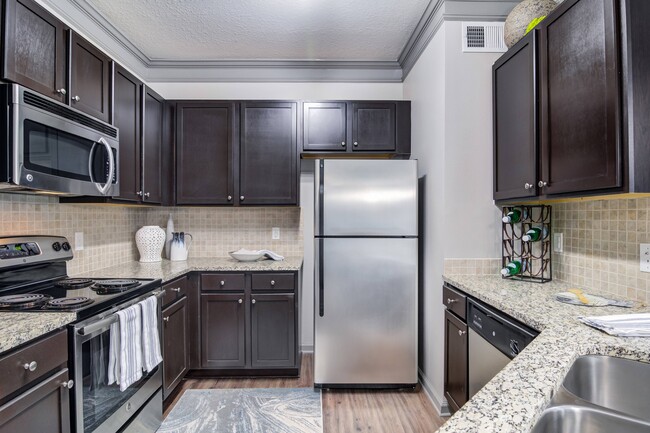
[0,312,76,355]
[72,256,304,284]
[438,275,650,433]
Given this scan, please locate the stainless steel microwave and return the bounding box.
[0,83,119,196]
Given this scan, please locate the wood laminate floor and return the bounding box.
[164,354,447,433]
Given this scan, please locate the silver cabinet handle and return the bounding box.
[227,195,232,201]
[447,298,458,304]
[524,183,534,190]
[240,195,245,201]
[171,287,181,293]
[23,361,37,372]
[144,192,150,198]
[56,88,66,95]
[270,280,275,286]
[458,330,466,337]
[341,141,346,147]
[136,191,143,197]
[61,380,74,389]
[72,95,80,102]
[163,317,169,322]
[220,280,225,286]
[238,299,243,304]
[538,181,548,188]
[353,141,358,147]
[252,299,256,304]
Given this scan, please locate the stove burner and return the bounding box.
[92,279,141,294]
[55,278,95,289]
[0,294,53,310]
[45,297,94,310]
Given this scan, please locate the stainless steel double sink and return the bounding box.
[532,355,650,433]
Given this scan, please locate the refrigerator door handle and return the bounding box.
[315,159,324,236]
[317,239,324,317]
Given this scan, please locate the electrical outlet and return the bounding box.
[553,233,563,253]
[272,227,280,240]
[74,232,84,251]
[641,244,650,273]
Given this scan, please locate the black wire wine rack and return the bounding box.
[501,205,552,283]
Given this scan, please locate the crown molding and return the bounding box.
[36,0,517,83]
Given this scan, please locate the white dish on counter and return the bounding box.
[229,250,265,262]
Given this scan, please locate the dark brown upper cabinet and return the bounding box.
[303,102,347,151]
[2,0,68,102]
[142,86,164,203]
[493,31,538,201]
[301,101,410,157]
[240,101,298,205]
[493,0,650,202]
[175,102,236,205]
[70,33,111,122]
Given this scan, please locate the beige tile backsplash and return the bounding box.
[443,258,502,275]
[0,193,303,277]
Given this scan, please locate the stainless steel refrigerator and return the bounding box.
[314,159,418,388]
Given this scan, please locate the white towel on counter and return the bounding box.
[579,313,650,337]
[140,296,163,372]
[116,304,143,391]
[107,321,120,386]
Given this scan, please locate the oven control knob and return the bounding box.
[52,242,61,252]
[61,242,71,251]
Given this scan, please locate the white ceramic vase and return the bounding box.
[135,225,166,263]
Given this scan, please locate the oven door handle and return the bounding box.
[87,137,115,196]
[77,289,165,336]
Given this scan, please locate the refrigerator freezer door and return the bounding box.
[314,237,418,386]
[315,159,417,237]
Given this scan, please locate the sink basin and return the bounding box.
[531,406,650,433]
[561,355,650,422]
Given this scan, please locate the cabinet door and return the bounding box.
[539,0,621,195]
[493,32,538,201]
[70,33,111,122]
[0,368,71,433]
[201,293,246,368]
[162,297,189,399]
[250,294,295,368]
[240,102,298,205]
[2,0,68,102]
[303,102,347,151]
[113,65,142,202]
[142,86,164,204]
[444,310,468,413]
[176,103,236,205]
[351,102,396,151]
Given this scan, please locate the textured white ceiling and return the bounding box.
[85,0,430,61]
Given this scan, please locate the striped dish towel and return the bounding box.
[107,321,120,386]
[140,296,163,372]
[116,304,143,391]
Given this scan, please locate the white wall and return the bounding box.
[403,20,501,412]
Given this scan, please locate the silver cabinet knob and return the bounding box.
[227,195,232,201]
[220,280,225,286]
[23,361,37,372]
[238,299,243,304]
[524,183,533,190]
[538,181,548,188]
[447,298,458,304]
[252,299,256,304]
[136,191,143,197]
[71,95,80,102]
[56,88,66,95]
[270,280,275,286]
[240,195,245,201]
[61,380,74,389]
[163,317,169,322]
[341,141,346,147]
[458,330,466,337]
[171,287,181,293]
[144,192,150,198]
[353,141,358,147]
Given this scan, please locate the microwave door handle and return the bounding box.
[97,137,115,196]
[87,141,98,190]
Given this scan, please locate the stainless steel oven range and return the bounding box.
[0,235,163,433]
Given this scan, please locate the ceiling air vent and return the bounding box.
[462,22,507,53]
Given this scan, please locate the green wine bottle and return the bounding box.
[501,260,523,276]
[502,209,523,224]
[522,227,548,242]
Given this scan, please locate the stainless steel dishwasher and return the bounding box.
[468,298,538,398]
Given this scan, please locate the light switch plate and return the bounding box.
[641,244,650,273]
[74,232,84,251]
[272,227,280,240]
[553,233,563,253]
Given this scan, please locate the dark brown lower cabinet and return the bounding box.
[162,297,189,399]
[0,367,71,433]
[251,293,295,368]
[200,293,246,368]
[444,310,468,413]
